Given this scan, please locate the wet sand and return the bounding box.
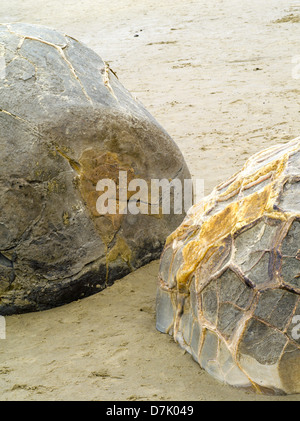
[1,0,300,401]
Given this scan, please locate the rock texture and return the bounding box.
[156,138,300,395]
[0,23,190,315]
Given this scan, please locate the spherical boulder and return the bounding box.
[0,23,191,314]
[157,138,300,395]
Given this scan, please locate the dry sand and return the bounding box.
[1,0,300,401]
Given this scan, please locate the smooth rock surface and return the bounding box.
[156,138,300,395]
[0,23,190,315]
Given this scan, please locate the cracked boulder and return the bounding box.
[0,23,191,314]
[157,138,300,395]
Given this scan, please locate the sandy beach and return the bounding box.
[1,0,300,401]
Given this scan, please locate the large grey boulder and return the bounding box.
[157,138,300,395]
[0,23,190,315]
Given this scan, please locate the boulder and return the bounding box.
[157,138,300,395]
[0,23,191,314]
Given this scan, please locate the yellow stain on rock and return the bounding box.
[170,142,300,291]
[78,150,135,247]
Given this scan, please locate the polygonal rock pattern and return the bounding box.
[0,23,191,314]
[156,138,300,395]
